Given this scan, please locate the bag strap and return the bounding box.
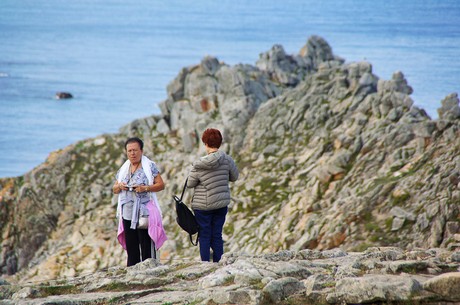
[180,177,188,201]
[179,177,199,246]
[190,233,198,246]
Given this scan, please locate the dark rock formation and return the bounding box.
[55,92,73,99]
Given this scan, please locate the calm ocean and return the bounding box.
[0,0,459,178]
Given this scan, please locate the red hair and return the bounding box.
[202,128,222,148]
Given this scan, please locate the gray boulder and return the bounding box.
[329,275,422,304]
[438,93,460,120]
[423,272,460,301]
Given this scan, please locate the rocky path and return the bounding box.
[2,247,459,304]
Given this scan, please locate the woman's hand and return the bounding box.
[113,182,127,194]
[131,174,165,193]
[134,185,150,193]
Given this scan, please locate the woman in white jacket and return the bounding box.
[112,137,167,266]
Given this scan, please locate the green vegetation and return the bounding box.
[210,109,220,120]
[15,176,25,188]
[391,193,411,206]
[248,278,265,290]
[258,177,277,191]
[322,281,336,288]
[222,275,235,286]
[0,286,17,300]
[94,281,160,292]
[353,242,374,252]
[38,285,78,297]
[385,218,393,230]
[365,222,381,233]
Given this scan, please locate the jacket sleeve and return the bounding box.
[187,165,199,188]
[228,157,239,182]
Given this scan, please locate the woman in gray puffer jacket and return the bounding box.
[187,128,239,262]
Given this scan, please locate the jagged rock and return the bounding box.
[390,206,416,221]
[299,35,340,69]
[328,274,422,304]
[303,273,334,297]
[262,277,305,303]
[212,288,261,304]
[156,118,170,134]
[391,217,406,231]
[256,44,302,86]
[378,71,413,95]
[416,213,430,232]
[423,272,460,301]
[413,121,437,137]
[12,287,39,300]
[452,252,460,262]
[166,67,189,102]
[200,55,220,75]
[438,93,460,120]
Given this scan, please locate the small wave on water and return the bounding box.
[0,73,9,77]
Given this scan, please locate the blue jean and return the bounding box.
[194,206,228,262]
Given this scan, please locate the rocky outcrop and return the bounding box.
[1,248,459,304]
[0,35,459,293]
[231,62,460,254]
[160,35,339,152]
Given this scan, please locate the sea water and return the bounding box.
[0,0,459,177]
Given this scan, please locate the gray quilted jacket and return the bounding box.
[187,150,239,211]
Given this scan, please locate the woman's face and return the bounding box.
[126,142,142,165]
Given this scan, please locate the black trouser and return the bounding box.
[122,218,156,266]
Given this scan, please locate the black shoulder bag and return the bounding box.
[173,178,199,246]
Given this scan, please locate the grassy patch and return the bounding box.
[391,193,411,206]
[323,281,336,288]
[385,218,393,230]
[95,282,155,292]
[0,286,18,300]
[364,221,381,232]
[248,278,265,290]
[353,242,374,252]
[38,285,79,297]
[258,177,277,191]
